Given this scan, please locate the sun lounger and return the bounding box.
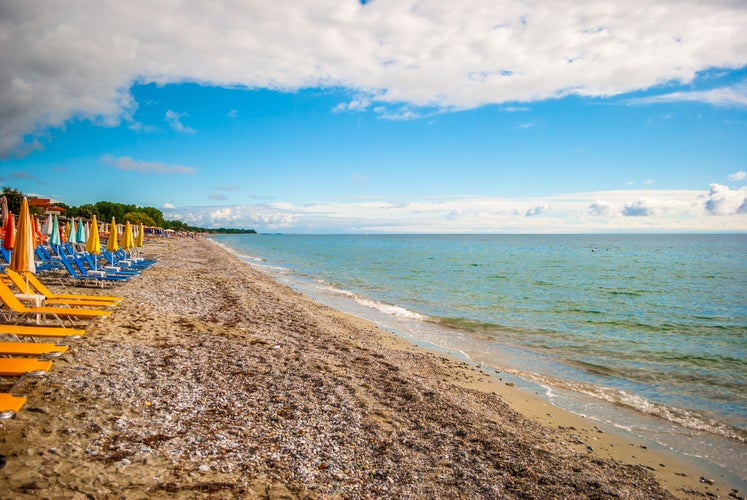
[0,341,68,357]
[0,358,53,377]
[65,249,140,278]
[58,256,130,287]
[0,280,111,326]
[0,324,85,339]
[6,269,123,303]
[2,270,120,308]
[0,358,54,393]
[0,393,26,419]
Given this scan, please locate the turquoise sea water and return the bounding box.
[214,234,747,482]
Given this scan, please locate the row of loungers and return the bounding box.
[31,244,156,287]
[0,263,130,419]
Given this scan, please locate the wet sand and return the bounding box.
[0,237,738,498]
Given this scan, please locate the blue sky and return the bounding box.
[1,1,746,233]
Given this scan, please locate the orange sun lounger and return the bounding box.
[0,358,53,377]
[0,324,85,339]
[0,393,27,419]
[0,280,112,325]
[0,341,68,357]
[4,270,123,305]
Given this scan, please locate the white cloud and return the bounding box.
[100,154,196,174]
[525,204,549,216]
[162,186,747,233]
[728,171,746,182]
[164,110,196,134]
[2,0,747,156]
[704,184,747,215]
[625,82,747,108]
[163,202,175,209]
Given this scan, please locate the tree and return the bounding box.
[1,186,24,214]
[139,206,164,226]
[124,212,157,226]
[74,204,100,219]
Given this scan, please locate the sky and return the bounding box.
[1,0,746,233]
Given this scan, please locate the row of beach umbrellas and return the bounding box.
[2,198,146,281]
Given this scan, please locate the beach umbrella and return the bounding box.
[2,211,14,250]
[49,215,61,248]
[121,221,135,252]
[0,196,8,226]
[76,218,86,243]
[135,223,144,248]
[41,214,53,235]
[67,218,77,244]
[85,215,101,270]
[61,220,69,243]
[9,198,36,291]
[106,217,119,252]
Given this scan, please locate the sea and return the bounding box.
[213,233,747,485]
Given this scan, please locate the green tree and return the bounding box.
[139,206,164,226]
[75,204,100,219]
[1,186,24,214]
[124,212,157,226]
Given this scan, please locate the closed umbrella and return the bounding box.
[61,220,69,243]
[49,215,61,248]
[106,217,119,253]
[2,211,14,250]
[76,218,87,243]
[85,215,101,270]
[9,198,36,292]
[67,218,77,244]
[41,214,53,236]
[121,221,135,253]
[135,223,144,247]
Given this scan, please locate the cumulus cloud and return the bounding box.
[728,171,746,182]
[623,200,656,217]
[2,0,747,156]
[587,201,617,216]
[525,204,549,216]
[705,184,747,215]
[100,155,196,174]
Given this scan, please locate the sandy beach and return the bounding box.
[0,237,739,499]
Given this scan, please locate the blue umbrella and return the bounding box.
[49,215,61,247]
[68,217,78,244]
[76,218,87,243]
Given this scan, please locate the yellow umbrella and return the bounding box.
[9,197,36,293]
[85,215,101,255]
[85,215,101,270]
[121,221,135,252]
[135,223,144,248]
[106,217,119,252]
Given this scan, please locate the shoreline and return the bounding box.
[0,237,740,498]
[218,236,747,493]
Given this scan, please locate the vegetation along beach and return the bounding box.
[1,234,744,498]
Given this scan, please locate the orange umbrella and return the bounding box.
[9,198,36,292]
[1,211,14,250]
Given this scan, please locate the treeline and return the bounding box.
[1,187,256,234]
